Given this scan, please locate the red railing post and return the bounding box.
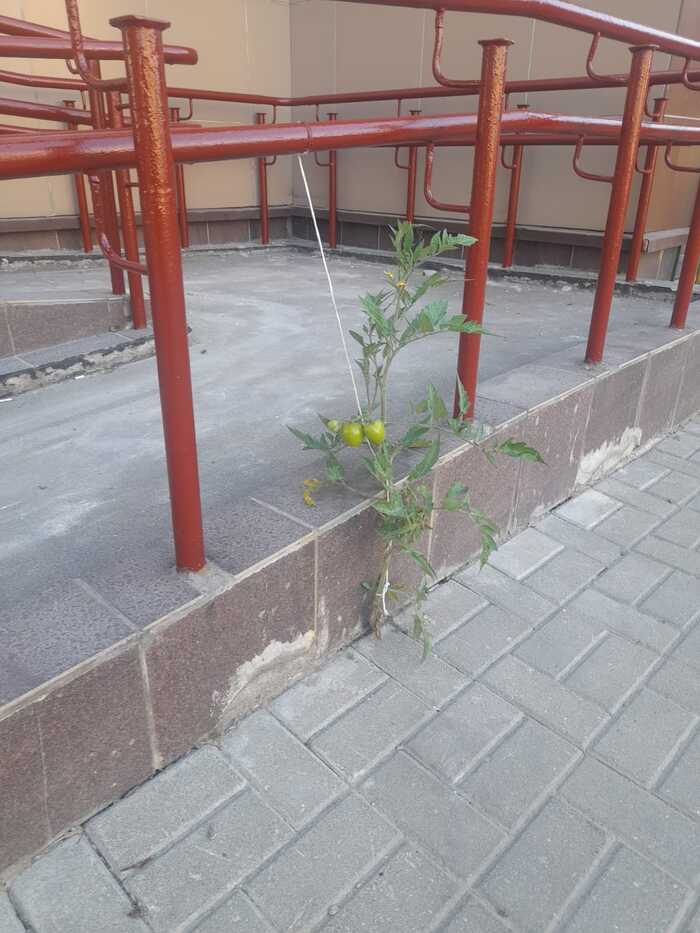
[88,61,126,296]
[406,109,421,223]
[327,112,338,249]
[455,38,511,418]
[626,95,668,282]
[671,176,700,330]
[110,14,205,572]
[502,101,527,268]
[62,98,92,252]
[255,111,270,245]
[107,91,147,329]
[169,106,190,248]
[585,45,655,364]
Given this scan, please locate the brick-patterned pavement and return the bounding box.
[3,418,700,932]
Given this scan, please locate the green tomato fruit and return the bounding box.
[327,419,341,434]
[364,420,386,444]
[341,422,365,447]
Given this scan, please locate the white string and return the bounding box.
[296,154,364,419]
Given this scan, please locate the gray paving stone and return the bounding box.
[515,609,605,676]
[676,625,700,672]
[655,509,700,549]
[310,681,432,783]
[565,845,688,933]
[408,683,521,783]
[487,528,563,580]
[355,627,467,708]
[690,491,700,512]
[650,657,700,715]
[535,513,622,565]
[594,552,670,605]
[657,433,700,460]
[246,794,400,932]
[0,896,24,933]
[404,580,488,642]
[555,489,622,529]
[479,798,607,932]
[435,604,533,675]
[647,470,700,504]
[560,757,700,885]
[442,898,511,932]
[593,504,662,548]
[362,752,504,878]
[567,587,676,652]
[193,892,274,933]
[639,571,700,628]
[596,477,677,519]
[661,730,700,818]
[456,565,557,624]
[614,458,670,490]
[320,845,458,933]
[647,448,700,480]
[524,548,604,604]
[461,719,578,829]
[594,688,696,787]
[223,710,344,829]
[482,655,608,745]
[125,789,292,933]
[269,649,386,742]
[636,535,700,577]
[11,836,149,933]
[0,355,27,377]
[87,745,245,872]
[565,634,658,713]
[0,579,135,694]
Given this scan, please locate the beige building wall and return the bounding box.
[0,0,293,219]
[1,0,699,237]
[291,0,700,236]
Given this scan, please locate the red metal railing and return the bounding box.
[3,1,700,574]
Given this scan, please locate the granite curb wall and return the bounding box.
[1,326,698,877]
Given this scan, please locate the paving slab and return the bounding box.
[5,430,700,932]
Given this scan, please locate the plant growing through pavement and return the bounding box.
[289,222,542,655]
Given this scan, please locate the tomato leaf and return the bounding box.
[409,439,439,480]
[497,439,545,463]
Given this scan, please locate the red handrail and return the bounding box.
[333,0,700,61]
[0,13,197,65]
[0,96,91,125]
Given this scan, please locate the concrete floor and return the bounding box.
[0,248,686,703]
[4,427,700,933]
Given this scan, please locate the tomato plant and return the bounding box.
[289,222,542,655]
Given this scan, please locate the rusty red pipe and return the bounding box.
[0,34,196,63]
[63,99,92,253]
[0,14,197,64]
[7,111,700,181]
[501,103,528,268]
[455,39,511,419]
[6,61,700,110]
[585,46,654,365]
[85,61,125,297]
[424,144,471,213]
[169,107,190,248]
[314,112,339,248]
[670,181,700,331]
[111,14,204,572]
[108,92,147,327]
[333,0,700,61]
[626,96,668,283]
[255,112,271,245]
[0,95,91,125]
[662,150,700,330]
